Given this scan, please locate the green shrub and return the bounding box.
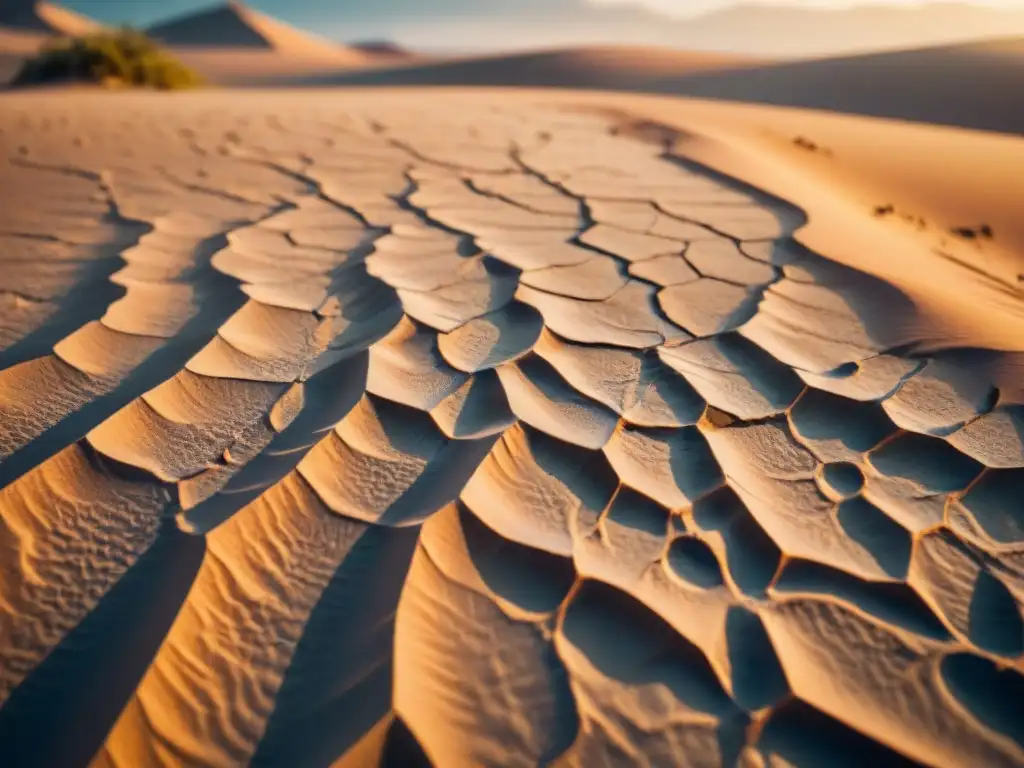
[13,28,204,90]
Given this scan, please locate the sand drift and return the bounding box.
[0,90,1021,768]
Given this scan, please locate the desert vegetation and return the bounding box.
[12,28,203,89]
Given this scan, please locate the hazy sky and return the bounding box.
[59,0,1024,28]
[595,0,1024,11]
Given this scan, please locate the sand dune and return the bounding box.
[0,83,1021,768]
[0,0,105,83]
[350,40,414,60]
[321,37,1024,135]
[146,1,365,62]
[139,2,373,86]
[0,1,103,37]
[650,36,1024,136]
[0,34,39,84]
[0,29,47,55]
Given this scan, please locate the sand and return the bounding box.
[0,71,1022,768]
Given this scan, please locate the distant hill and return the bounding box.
[350,40,412,59]
[290,45,760,89]
[674,2,1024,56]
[0,0,102,37]
[145,1,358,59]
[651,36,1024,134]
[320,35,1024,135]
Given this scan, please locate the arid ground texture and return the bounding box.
[1,4,1023,768]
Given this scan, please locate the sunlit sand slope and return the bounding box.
[0,89,1021,768]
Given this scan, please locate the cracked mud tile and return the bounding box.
[534,329,707,428]
[496,353,620,450]
[461,424,619,557]
[659,334,804,420]
[436,301,543,373]
[518,280,687,349]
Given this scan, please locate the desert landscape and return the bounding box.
[1,1,1023,767]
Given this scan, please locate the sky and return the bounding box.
[594,0,1024,14]
[56,0,1024,28]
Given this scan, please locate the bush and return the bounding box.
[12,28,204,90]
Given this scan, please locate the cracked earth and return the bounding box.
[0,90,1021,768]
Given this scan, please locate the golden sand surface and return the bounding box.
[0,88,1021,768]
